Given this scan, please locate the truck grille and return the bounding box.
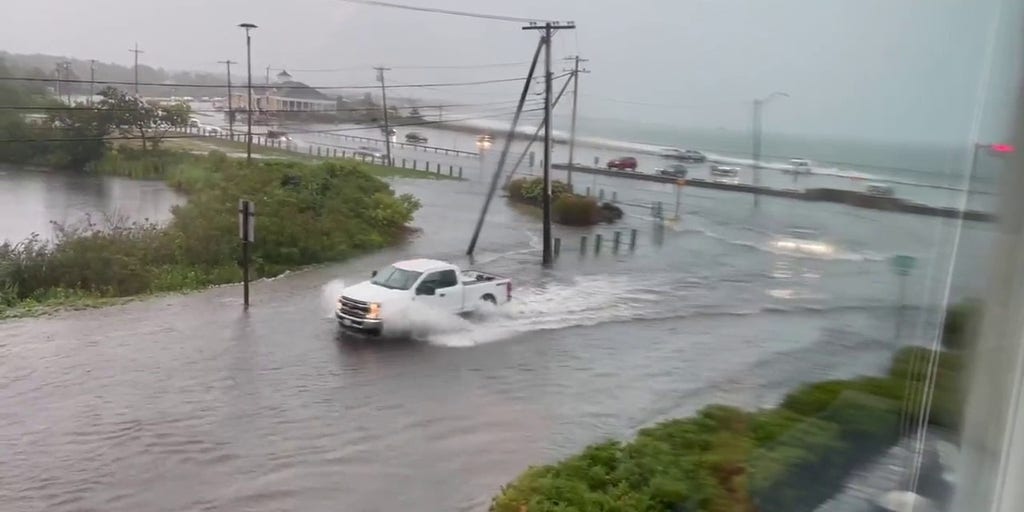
[339,296,370,320]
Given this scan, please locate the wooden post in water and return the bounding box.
[554,237,561,259]
[630,229,638,251]
[238,199,255,310]
[594,234,602,254]
[613,231,621,252]
[580,235,587,255]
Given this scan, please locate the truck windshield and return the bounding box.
[371,266,422,290]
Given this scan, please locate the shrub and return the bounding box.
[491,346,959,512]
[553,195,600,226]
[0,153,420,305]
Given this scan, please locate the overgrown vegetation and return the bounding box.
[492,329,970,511]
[507,177,623,226]
[0,57,192,170]
[0,152,419,312]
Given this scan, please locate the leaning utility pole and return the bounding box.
[218,59,238,137]
[374,66,394,166]
[523,21,575,266]
[467,38,544,259]
[129,43,144,95]
[88,59,96,105]
[564,55,588,187]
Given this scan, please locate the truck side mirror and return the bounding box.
[371,270,378,278]
[416,284,435,296]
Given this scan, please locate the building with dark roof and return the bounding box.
[230,70,335,113]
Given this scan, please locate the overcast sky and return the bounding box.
[1,0,1019,144]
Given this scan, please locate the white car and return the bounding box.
[865,182,895,198]
[788,158,813,174]
[336,259,512,334]
[204,126,224,135]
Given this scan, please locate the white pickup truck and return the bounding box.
[335,258,512,334]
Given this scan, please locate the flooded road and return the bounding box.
[0,173,993,511]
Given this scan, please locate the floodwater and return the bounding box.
[0,165,185,242]
[0,166,993,510]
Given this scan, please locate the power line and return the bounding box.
[332,0,546,23]
[0,75,531,91]
[0,99,541,115]
[270,61,532,73]
[0,108,544,144]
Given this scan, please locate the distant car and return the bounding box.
[865,183,895,198]
[204,126,224,135]
[667,149,706,163]
[607,156,638,171]
[188,118,201,128]
[656,164,688,178]
[381,127,397,137]
[354,146,385,159]
[710,164,740,177]
[789,158,813,174]
[405,132,428,144]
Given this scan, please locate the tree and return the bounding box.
[97,86,190,150]
[47,105,114,169]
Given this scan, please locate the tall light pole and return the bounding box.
[88,59,96,105]
[238,23,257,163]
[752,91,788,207]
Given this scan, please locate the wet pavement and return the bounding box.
[0,166,993,510]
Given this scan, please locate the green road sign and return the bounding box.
[890,254,916,276]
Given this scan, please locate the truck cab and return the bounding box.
[336,259,511,334]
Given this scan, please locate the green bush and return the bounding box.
[942,300,981,350]
[0,153,420,306]
[553,195,600,226]
[491,347,960,512]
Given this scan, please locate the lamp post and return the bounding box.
[752,91,789,207]
[238,23,258,163]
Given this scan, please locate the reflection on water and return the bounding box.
[0,165,185,242]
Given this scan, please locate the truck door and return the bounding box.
[415,269,463,313]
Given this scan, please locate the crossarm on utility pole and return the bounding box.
[466,37,545,257]
[504,73,573,187]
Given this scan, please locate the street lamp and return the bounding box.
[238,22,258,163]
[752,91,789,207]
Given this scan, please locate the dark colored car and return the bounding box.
[405,132,428,144]
[657,164,688,178]
[676,150,706,163]
[607,156,638,171]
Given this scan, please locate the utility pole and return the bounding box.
[89,59,96,105]
[219,59,238,137]
[751,91,789,207]
[524,21,575,266]
[374,66,393,166]
[129,43,144,96]
[564,55,588,188]
[266,65,271,85]
[54,64,63,104]
[239,23,258,163]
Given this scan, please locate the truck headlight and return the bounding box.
[367,302,381,319]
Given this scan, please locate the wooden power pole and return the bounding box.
[523,21,575,266]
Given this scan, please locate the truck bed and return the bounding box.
[461,270,508,286]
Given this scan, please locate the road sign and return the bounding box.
[238,199,255,242]
[890,254,915,276]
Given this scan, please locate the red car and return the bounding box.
[606,156,638,171]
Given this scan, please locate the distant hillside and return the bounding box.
[0,51,229,98]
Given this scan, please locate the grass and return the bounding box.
[158,136,458,180]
